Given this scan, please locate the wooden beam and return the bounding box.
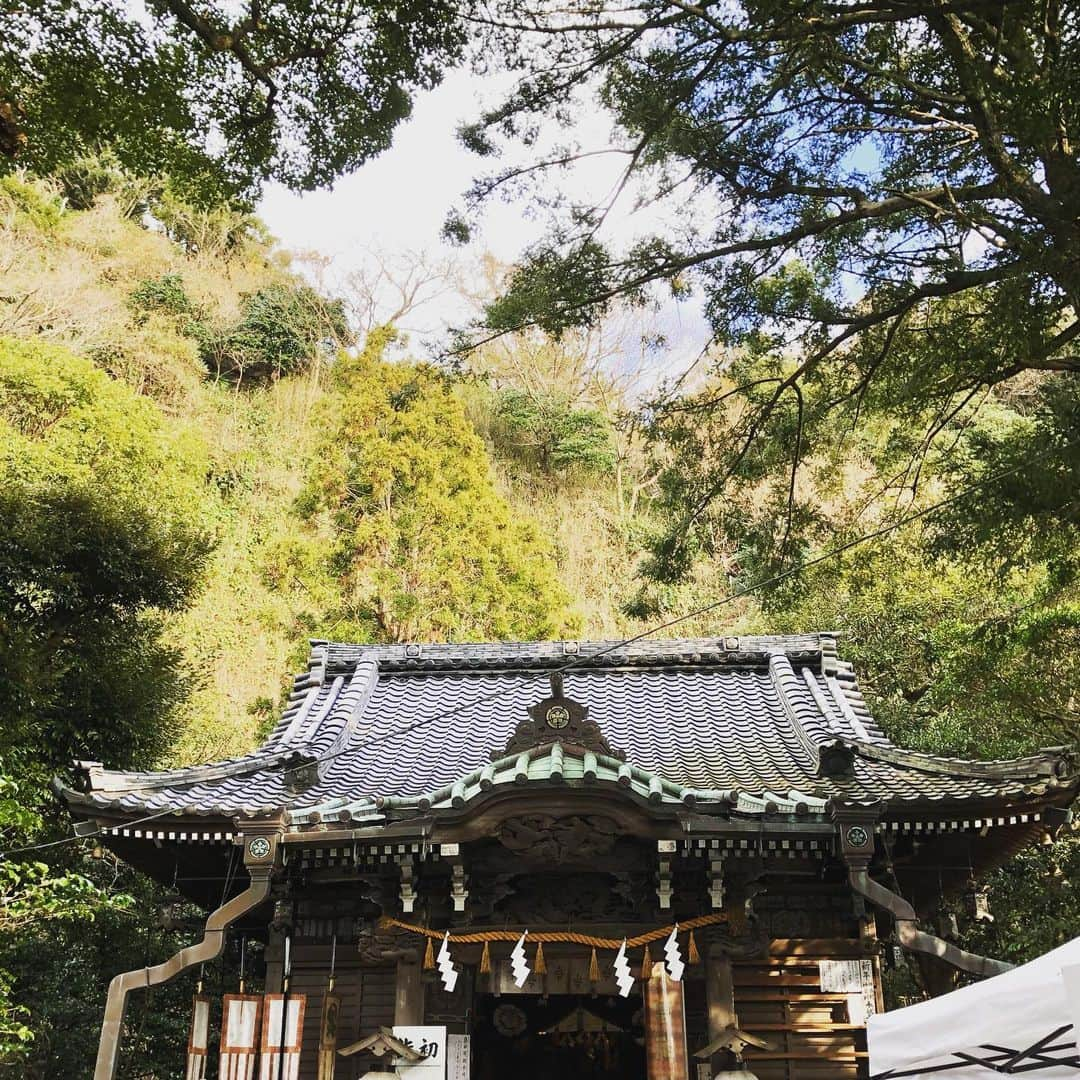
[394,959,423,1026]
[705,943,737,1070]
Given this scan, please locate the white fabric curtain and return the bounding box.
[867,937,1080,1079]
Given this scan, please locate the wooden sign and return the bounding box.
[316,993,341,1080]
[644,967,689,1080]
[185,995,211,1080]
[220,994,262,1080]
[259,994,307,1080]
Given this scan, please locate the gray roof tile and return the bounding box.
[62,634,1076,821]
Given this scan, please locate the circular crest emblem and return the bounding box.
[247,836,271,860]
[493,1003,528,1038]
[846,825,870,849]
[545,705,570,729]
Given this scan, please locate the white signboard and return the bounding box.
[819,959,876,1024]
[447,1034,470,1080]
[393,1026,447,1080]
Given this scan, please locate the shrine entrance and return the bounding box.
[470,992,647,1080]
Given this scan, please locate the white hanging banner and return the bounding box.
[185,995,211,1080]
[447,1034,470,1080]
[219,994,262,1080]
[258,994,307,1080]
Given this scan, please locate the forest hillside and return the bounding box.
[1,167,1077,1076]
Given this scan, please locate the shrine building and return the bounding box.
[58,634,1078,1080]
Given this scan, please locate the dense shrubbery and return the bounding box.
[0,336,215,775]
[199,284,353,382]
[0,336,217,1068]
[129,273,352,383]
[490,388,617,476]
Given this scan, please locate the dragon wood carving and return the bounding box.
[495,814,622,863]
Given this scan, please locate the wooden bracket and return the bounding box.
[708,857,725,910]
[397,857,418,915]
[656,856,673,910]
[451,862,469,913]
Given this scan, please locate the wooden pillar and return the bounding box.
[704,944,737,1074]
[394,958,424,1026]
[264,927,284,994]
[644,966,690,1080]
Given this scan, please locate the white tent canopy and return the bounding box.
[868,937,1080,1078]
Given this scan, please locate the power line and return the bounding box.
[301,443,1054,766]
[2,437,1068,861]
[0,805,185,861]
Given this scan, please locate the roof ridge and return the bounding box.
[315,633,839,675]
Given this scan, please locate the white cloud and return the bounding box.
[257,69,712,387]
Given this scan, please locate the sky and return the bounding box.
[257,70,711,387]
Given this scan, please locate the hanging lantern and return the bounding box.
[965,883,994,923]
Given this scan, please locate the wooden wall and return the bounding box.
[285,937,877,1080]
[733,943,876,1080]
[289,946,396,1080]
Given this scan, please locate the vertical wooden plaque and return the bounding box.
[644,966,689,1080]
[220,994,263,1080]
[316,992,341,1080]
[185,995,211,1080]
[258,993,307,1080]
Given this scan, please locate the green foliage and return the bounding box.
[464,0,1080,590]
[151,184,263,256]
[489,387,617,476]
[1,856,205,1078]
[485,242,613,336]
[3,0,467,202]
[0,336,215,776]
[0,769,135,1066]
[53,149,156,216]
[298,330,573,641]
[199,284,353,382]
[959,837,1080,966]
[0,172,65,231]
[129,272,204,327]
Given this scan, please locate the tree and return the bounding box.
[455,0,1080,579]
[295,329,573,642]
[2,0,466,202]
[0,336,215,778]
[198,283,354,382]
[0,337,215,1069]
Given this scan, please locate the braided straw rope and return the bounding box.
[379,910,726,949]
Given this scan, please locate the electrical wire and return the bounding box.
[2,436,1072,861]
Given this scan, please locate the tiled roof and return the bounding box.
[60,635,1076,824]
